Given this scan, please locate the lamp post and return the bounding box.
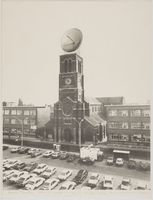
[73,118,84,148]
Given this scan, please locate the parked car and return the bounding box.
[120,178,131,190]
[59,181,76,190]
[8,171,28,184]
[40,167,56,179]
[127,160,136,169]
[51,151,60,159]
[3,159,12,167]
[23,162,38,172]
[31,149,42,158]
[116,158,124,166]
[18,147,30,154]
[3,170,17,182]
[106,157,114,165]
[32,164,48,175]
[81,186,91,190]
[78,157,94,165]
[59,151,69,160]
[73,169,88,185]
[87,173,100,187]
[42,150,54,158]
[39,178,59,190]
[16,174,36,187]
[134,182,148,190]
[58,169,72,181]
[3,145,9,150]
[10,146,22,153]
[137,161,150,171]
[27,148,37,155]
[102,176,114,190]
[12,161,26,170]
[25,177,45,190]
[4,160,19,170]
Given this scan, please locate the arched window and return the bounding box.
[64,59,68,72]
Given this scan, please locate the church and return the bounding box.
[46,28,107,149]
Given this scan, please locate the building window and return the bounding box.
[142,109,150,117]
[4,109,9,115]
[24,110,29,115]
[30,119,35,125]
[122,122,128,129]
[130,110,141,117]
[132,134,141,142]
[24,118,29,125]
[11,110,17,115]
[131,122,141,129]
[118,110,128,117]
[108,122,128,129]
[142,123,150,130]
[108,110,117,116]
[64,59,68,72]
[30,110,36,116]
[11,119,16,124]
[3,118,9,124]
[78,61,81,73]
[17,110,22,115]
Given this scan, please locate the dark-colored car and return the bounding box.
[31,150,42,158]
[18,147,30,154]
[78,157,94,165]
[3,145,9,150]
[127,160,136,169]
[67,155,76,162]
[13,161,26,170]
[23,162,38,172]
[73,169,88,185]
[59,152,68,160]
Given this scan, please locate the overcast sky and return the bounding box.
[2,0,152,106]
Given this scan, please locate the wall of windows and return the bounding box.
[142,109,150,117]
[109,134,129,141]
[131,122,141,129]
[130,110,141,117]
[108,122,128,129]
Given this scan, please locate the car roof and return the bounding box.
[38,163,46,167]
[61,169,70,173]
[104,176,113,180]
[90,173,98,177]
[122,178,130,182]
[45,178,59,183]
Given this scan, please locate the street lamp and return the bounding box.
[73,118,84,148]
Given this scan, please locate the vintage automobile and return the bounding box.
[42,150,54,158]
[102,176,114,190]
[8,171,28,184]
[106,157,114,165]
[10,146,22,153]
[39,178,59,190]
[18,147,30,154]
[12,161,26,170]
[25,177,45,190]
[32,164,48,175]
[58,169,72,181]
[51,151,60,159]
[87,173,100,187]
[116,158,124,167]
[40,167,56,179]
[73,169,88,185]
[120,178,131,190]
[3,170,17,182]
[23,162,38,172]
[16,174,36,187]
[4,160,19,170]
[59,181,76,190]
[59,151,69,160]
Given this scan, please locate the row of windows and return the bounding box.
[3,109,36,116]
[108,122,150,130]
[109,134,150,142]
[3,118,36,125]
[108,109,150,117]
[91,106,101,113]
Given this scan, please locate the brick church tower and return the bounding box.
[54,52,87,145]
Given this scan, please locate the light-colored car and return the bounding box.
[102,176,114,190]
[42,150,54,158]
[8,171,28,184]
[87,173,100,187]
[116,158,124,166]
[10,146,21,153]
[135,182,148,190]
[81,186,91,190]
[25,177,45,190]
[59,181,76,190]
[33,164,48,175]
[3,170,17,182]
[39,178,59,190]
[40,167,56,179]
[4,160,19,170]
[106,157,114,165]
[27,148,37,155]
[120,178,131,190]
[16,174,36,187]
[58,169,72,181]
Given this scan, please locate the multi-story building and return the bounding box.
[3,105,51,137]
[105,104,150,145]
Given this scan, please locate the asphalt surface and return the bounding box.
[3,145,150,191]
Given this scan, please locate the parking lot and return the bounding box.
[3,145,150,191]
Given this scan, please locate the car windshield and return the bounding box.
[46,169,51,172]
[19,177,25,181]
[105,180,112,184]
[122,181,129,186]
[12,174,18,178]
[60,186,66,190]
[28,181,34,185]
[37,166,42,169]
[90,176,97,180]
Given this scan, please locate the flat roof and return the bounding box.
[113,150,130,154]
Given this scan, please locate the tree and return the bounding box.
[18,98,23,106]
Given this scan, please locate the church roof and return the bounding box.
[85,114,106,126]
[85,97,101,105]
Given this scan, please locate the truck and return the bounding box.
[79,145,104,165]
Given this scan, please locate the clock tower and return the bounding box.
[54,28,86,146]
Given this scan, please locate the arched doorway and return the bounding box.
[63,128,72,143]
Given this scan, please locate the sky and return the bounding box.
[2,0,152,106]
